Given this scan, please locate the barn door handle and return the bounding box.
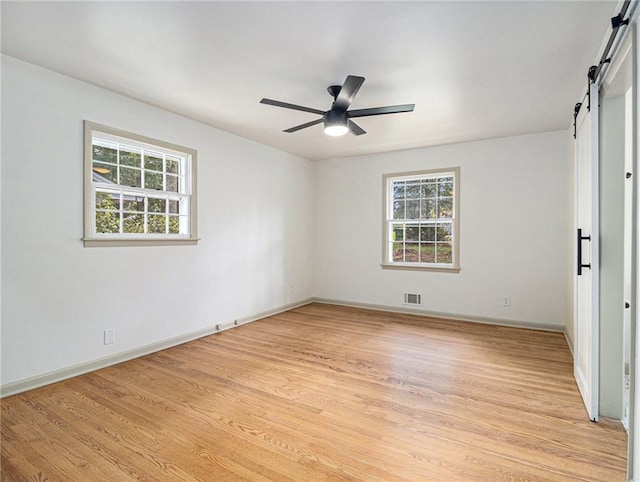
[577,228,591,276]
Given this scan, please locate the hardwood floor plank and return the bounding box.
[90,367,313,480]
[1,303,627,481]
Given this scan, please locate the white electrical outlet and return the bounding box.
[104,328,115,345]
[502,296,511,307]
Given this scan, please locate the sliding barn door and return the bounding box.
[574,83,600,422]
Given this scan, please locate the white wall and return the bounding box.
[314,131,570,329]
[1,55,314,387]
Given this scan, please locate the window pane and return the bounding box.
[421,199,436,219]
[406,224,419,241]
[436,242,453,264]
[169,200,180,214]
[122,195,144,212]
[392,224,404,241]
[392,243,404,262]
[93,142,117,164]
[144,152,163,171]
[406,181,421,198]
[420,243,435,263]
[392,181,405,200]
[166,156,180,175]
[148,198,166,213]
[96,211,120,233]
[406,200,420,219]
[436,223,452,242]
[420,224,435,242]
[120,167,141,188]
[123,214,144,233]
[439,198,453,218]
[168,215,180,234]
[166,175,180,193]
[145,171,163,190]
[421,182,437,198]
[439,177,454,196]
[120,147,142,167]
[147,214,166,233]
[95,191,120,211]
[393,200,404,220]
[404,243,419,262]
[92,163,117,183]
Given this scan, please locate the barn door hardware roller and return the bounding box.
[577,228,592,275]
[611,12,630,30]
[573,102,582,139]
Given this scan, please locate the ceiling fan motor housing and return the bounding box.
[324,109,348,128]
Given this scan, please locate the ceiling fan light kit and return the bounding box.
[324,124,349,137]
[323,109,349,136]
[260,75,415,137]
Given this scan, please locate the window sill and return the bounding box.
[381,262,460,273]
[83,237,200,247]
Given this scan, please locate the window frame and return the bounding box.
[382,167,460,272]
[83,121,198,247]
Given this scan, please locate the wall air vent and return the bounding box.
[403,293,422,306]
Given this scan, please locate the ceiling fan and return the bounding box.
[260,75,415,137]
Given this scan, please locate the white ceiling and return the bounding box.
[2,1,615,161]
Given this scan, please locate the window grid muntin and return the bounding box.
[94,186,189,236]
[386,172,456,267]
[92,138,186,195]
[91,133,190,238]
[388,220,453,264]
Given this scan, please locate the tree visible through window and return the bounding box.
[84,121,198,246]
[383,168,459,271]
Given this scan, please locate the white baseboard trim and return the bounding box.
[312,297,564,333]
[563,331,575,358]
[1,297,566,397]
[0,298,313,398]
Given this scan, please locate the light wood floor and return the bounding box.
[1,303,628,481]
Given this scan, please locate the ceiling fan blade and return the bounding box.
[348,104,415,118]
[283,118,324,133]
[348,120,366,136]
[333,75,365,111]
[260,98,325,116]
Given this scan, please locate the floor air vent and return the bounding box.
[403,293,422,306]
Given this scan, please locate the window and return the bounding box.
[382,168,459,271]
[83,121,198,246]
